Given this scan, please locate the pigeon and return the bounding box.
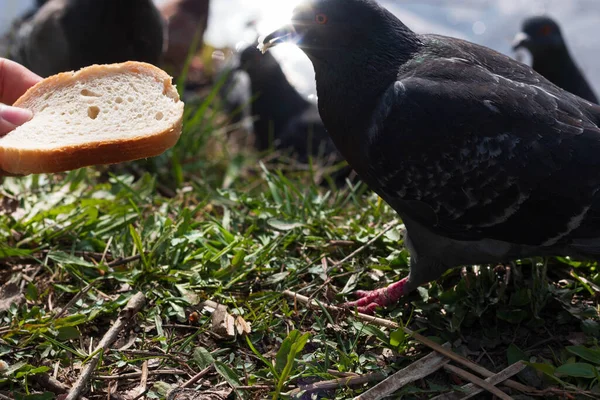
[227,42,350,177]
[513,16,598,104]
[261,0,600,313]
[219,59,254,134]
[158,0,210,77]
[6,0,164,78]
[0,1,47,58]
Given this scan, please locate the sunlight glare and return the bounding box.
[249,0,316,99]
[254,0,301,39]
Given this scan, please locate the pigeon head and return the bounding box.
[513,16,565,55]
[238,43,282,83]
[260,0,419,65]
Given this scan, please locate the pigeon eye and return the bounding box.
[539,25,553,36]
[315,13,328,25]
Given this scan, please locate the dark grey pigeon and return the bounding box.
[514,16,598,104]
[223,42,352,182]
[1,1,47,58]
[262,0,600,313]
[6,0,164,78]
[219,60,255,135]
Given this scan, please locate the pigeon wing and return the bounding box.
[364,57,600,247]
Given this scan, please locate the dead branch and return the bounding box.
[52,282,95,321]
[283,290,541,396]
[182,366,213,389]
[430,361,526,400]
[355,344,450,400]
[96,369,188,380]
[107,255,142,268]
[64,292,146,400]
[123,360,149,400]
[288,371,386,397]
[330,221,402,270]
[443,364,512,400]
[35,373,70,394]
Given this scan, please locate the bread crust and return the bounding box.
[1,61,184,175]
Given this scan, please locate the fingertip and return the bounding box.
[0,104,33,127]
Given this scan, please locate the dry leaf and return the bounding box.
[234,315,251,336]
[0,281,25,313]
[211,304,235,338]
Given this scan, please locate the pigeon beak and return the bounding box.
[258,24,296,54]
[512,32,531,50]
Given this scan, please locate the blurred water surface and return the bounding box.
[2,0,600,97]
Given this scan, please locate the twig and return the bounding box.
[324,240,356,248]
[95,369,187,380]
[431,361,526,400]
[355,344,450,400]
[330,221,402,270]
[107,255,142,268]
[283,290,541,396]
[182,366,213,388]
[127,360,149,400]
[101,237,113,265]
[234,385,273,390]
[0,393,13,400]
[326,370,360,378]
[569,269,600,293]
[288,372,387,397]
[52,282,95,321]
[35,373,70,394]
[410,332,536,395]
[110,349,172,357]
[162,324,202,330]
[285,290,399,330]
[443,364,512,400]
[140,360,149,388]
[65,292,147,400]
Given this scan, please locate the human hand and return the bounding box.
[0,58,41,177]
[0,58,42,137]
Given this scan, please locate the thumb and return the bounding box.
[0,104,33,136]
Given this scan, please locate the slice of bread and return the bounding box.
[0,61,184,175]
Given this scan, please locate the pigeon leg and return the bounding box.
[344,258,447,314]
[344,277,411,314]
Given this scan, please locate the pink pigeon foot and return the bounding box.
[344,277,410,314]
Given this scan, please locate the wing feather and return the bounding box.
[364,57,600,247]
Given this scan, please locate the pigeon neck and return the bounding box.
[253,64,307,106]
[532,45,574,74]
[313,31,421,169]
[178,0,210,16]
[250,65,310,149]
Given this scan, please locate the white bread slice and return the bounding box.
[0,61,184,175]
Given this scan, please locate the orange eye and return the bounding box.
[315,13,328,25]
[539,25,552,36]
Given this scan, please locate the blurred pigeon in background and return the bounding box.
[234,43,344,165]
[5,0,164,77]
[514,16,598,104]
[217,41,353,184]
[218,53,254,135]
[158,0,210,78]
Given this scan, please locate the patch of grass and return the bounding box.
[0,70,599,400]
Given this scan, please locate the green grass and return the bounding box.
[0,78,599,400]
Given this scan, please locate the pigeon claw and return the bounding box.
[343,277,409,314]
